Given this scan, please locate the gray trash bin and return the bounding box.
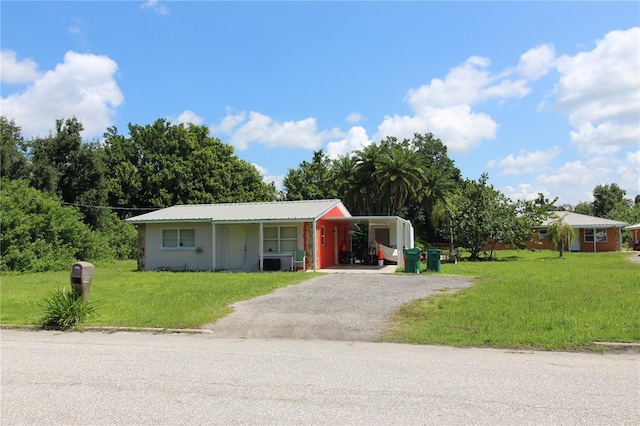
[70,262,95,303]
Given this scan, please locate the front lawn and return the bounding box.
[383,250,640,350]
[1,260,319,329]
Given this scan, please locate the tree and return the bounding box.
[0,116,29,181]
[449,173,498,260]
[546,214,576,258]
[593,183,629,217]
[283,150,337,201]
[28,117,108,229]
[373,143,423,216]
[0,179,112,272]
[103,119,276,216]
[448,173,550,260]
[573,201,594,216]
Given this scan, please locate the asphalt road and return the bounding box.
[2,329,639,425]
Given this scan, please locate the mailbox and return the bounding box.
[70,261,95,303]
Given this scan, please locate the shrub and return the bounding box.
[39,288,98,329]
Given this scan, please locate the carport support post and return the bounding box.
[396,220,404,266]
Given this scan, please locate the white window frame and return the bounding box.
[321,226,326,246]
[162,228,196,250]
[263,225,298,254]
[585,228,607,243]
[538,229,547,240]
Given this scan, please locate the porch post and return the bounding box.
[312,220,317,271]
[259,222,264,271]
[593,227,597,253]
[211,223,216,271]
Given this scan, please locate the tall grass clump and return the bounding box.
[40,288,98,329]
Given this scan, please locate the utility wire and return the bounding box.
[1,191,161,211]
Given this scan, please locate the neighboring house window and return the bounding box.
[263,226,298,253]
[585,229,607,243]
[321,226,326,246]
[538,229,547,240]
[162,229,195,249]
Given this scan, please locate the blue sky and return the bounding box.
[2,1,639,206]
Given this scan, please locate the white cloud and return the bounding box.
[0,51,123,138]
[517,44,556,80]
[554,27,640,154]
[140,0,169,15]
[616,150,640,197]
[1,50,40,83]
[211,109,246,134]
[494,147,562,175]
[252,163,284,190]
[345,112,363,123]
[376,104,498,154]
[213,110,341,151]
[373,55,531,153]
[326,126,370,159]
[175,110,204,125]
[502,183,550,202]
[534,160,611,203]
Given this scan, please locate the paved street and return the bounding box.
[2,329,638,425]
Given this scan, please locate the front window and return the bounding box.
[263,226,298,253]
[539,229,547,240]
[321,226,326,246]
[162,229,195,249]
[585,229,607,243]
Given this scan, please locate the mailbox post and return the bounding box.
[70,262,95,303]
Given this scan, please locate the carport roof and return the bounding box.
[125,199,351,224]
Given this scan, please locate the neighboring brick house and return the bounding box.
[529,212,629,252]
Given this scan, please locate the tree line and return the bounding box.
[1,116,276,272]
[2,115,638,271]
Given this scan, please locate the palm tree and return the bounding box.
[546,214,576,258]
[373,144,423,216]
[353,143,386,215]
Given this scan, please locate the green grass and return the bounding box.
[3,252,639,351]
[1,260,319,329]
[383,250,640,351]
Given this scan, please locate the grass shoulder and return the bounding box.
[383,250,640,351]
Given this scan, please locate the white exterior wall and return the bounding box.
[145,222,213,271]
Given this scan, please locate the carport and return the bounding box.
[322,216,415,267]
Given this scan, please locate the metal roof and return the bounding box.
[125,199,350,224]
[538,212,630,228]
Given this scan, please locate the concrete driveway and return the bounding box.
[204,273,473,341]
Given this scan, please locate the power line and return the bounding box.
[1,191,161,211]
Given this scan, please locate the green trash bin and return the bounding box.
[404,247,422,273]
[427,249,442,272]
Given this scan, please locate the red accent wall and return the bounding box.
[315,206,350,269]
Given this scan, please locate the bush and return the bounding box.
[39,288,98,329]
[0,179,113,272]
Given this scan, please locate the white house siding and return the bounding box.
[144,222,213,271]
